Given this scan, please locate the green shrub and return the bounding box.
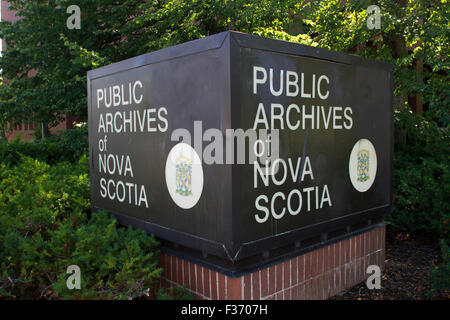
[156,285,194,300]
[386,109,450,242]
[0,124,88,166]
[429,239,450,296]
[0,155,162,299]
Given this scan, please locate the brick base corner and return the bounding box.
[158,225,385,300]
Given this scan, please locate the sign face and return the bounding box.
[88,31,393,273]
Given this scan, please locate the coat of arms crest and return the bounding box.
[357,149,370,182]
[175,156,193,196]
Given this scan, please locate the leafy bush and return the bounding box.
[0,124,88,166]
[429,239,450,296]
[0,155,162,299]
[386,108,450,242]
[156,286,194,300]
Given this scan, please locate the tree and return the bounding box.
[0,0,447,133]
[0,0,158,136]
[297,0,449,126]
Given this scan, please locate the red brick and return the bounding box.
[349,262,354,287]
[328,244,334,270]
[312,277,319,300]
[179,259,184,284]
[210,271,218,300]
[364,231,369,256]
[333,243,338,269]
[283,261,290,289]
[169,256,174,283]
[176,257,181,285]
[159,254,165,278]
[331,270,337,297]
[260,268,269,298]
[341,240,346,266]
[304,252,311,281]
[183,260,189,289]
[243,274,252,300]
[252,271,261,300]
[194,293,202,300]
[189,262,196,292]
[325,272,332,299]
[376,228,381,250]
[360,234,364,258]
[343,264,351,288]
[325,274,330,299]
[298,282,306,300]
[268,266,276,295]
[290,285,297,300]
[174,256,179,283]
[355,235,360,259]
[297,255,304,283]
[348,263,353,288]
[218,273,225,300]
[336,268,341,296]
[285,288,291,300]
[316,276,323,300]
[275,265,282,293]
[322,275,328,300]
[203,268,210,299]
[180,259,185,286]
[335,268,341,295]
[377,228,382,250]
[304,279,312,300]
[341,240,350,265]
[317,249,323,276]
[349,238,354,263]
[227,276,242,300]
[362,252,367,280]
[195,265,203,296]
[168,255,173,282]
[370,230,376,253]
[190,261,196,292]
[172,257,177,284]
[363,257,368,282]
[298,283,305,300]
[364,254,370,275]
[311,250,318,277]
[324,246,329,272]
[354,259,360,284]
[291,257,298,285]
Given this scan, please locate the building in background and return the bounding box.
[1,0,77,141]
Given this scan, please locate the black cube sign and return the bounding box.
[88,31,393,272]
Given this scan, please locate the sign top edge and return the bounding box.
[87,30,394,80]
[87,31,230,79]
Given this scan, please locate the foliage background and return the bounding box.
[0,0,448,298]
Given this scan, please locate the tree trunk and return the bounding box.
[41,122,49,139]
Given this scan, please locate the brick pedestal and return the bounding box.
[158,225,385,300]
